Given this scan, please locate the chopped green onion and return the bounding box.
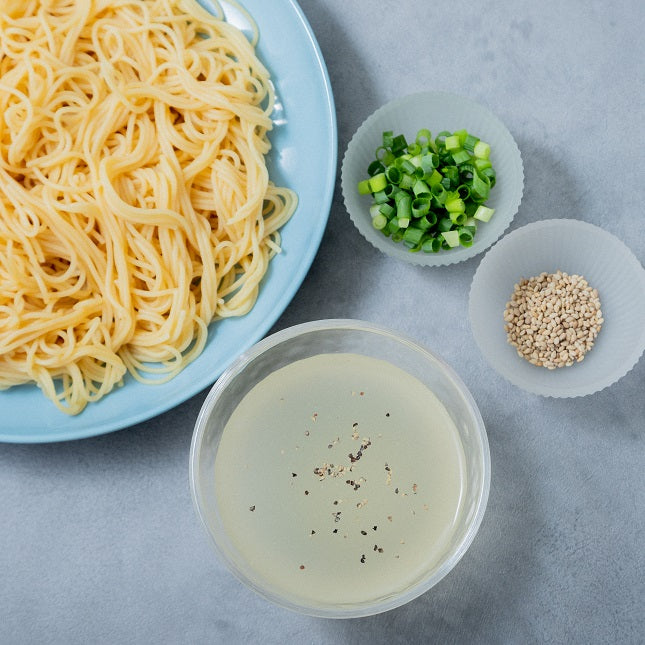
[385,166,401,184]
[373,189,389,204]
[422,237,442,253]
[372,213,388,230]
[402,226,424,247]
[474,205,495,222]
[411,196,431,218]
[471,172,490,200]
[458,226,474,247]
[431,183,447,205]
[464,201,479,216]
[463,217,477,236]
[412,179,430,197]
[383,183,399,199]
[451,149,471,165]
[425,211,438,227]
[420,153,439,173]
[445,135,461,151]
[357,179,371,195]
[358,127,496,254]
[474,157,492,172]
[457,184,471,200]
[441,230,460,247]
[437,217,453,233]
[368,160,385,176]
[414,214,434,231]
[459,163,475,180]
[399,174,415,190]
[412,166,424,180]
[396,193,412,221]
[450,211,467,226]
[379,203,395,218]
[398,159,416,175]
[427,169,443,187]
[369,173,387,193]
[463,134,479,153]
[415,128,432,148]
[454,129,468,144]
[445,194,465,213]
[385,217,400,235]
[442,165,459,187]
[391,134,408,155]
[434,131,451,147]
[474,140,490,160]
[481,166,496,187]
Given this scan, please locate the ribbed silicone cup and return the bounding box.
[341,91,524,266]
[469,219,645,397]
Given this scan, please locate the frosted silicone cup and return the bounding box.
[190,319,490,618]
[469,219,645,397]
[341,91,524,266]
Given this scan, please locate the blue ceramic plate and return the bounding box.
[0,0,336,443]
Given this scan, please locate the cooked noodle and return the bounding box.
[0,0,297,414]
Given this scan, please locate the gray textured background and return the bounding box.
[1,0,644,643]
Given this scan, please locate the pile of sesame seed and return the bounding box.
[503,270,603,369]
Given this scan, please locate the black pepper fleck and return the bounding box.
[360,530,367,536]
[249,505,255,512]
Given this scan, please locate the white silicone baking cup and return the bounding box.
[469,219,645,397]
[341,91,524,266]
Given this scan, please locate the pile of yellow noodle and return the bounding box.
[0,0,297,414]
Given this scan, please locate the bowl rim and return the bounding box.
[189,318,491,618]
[340,90,525,267]
[468,218,645,397]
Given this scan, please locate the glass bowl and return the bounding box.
[469,219,645,397]
[341,91,524,266]
[190,319,490,617]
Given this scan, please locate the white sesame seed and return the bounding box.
[503,270,602,369]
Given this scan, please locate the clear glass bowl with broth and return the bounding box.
[190,319,490,617]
